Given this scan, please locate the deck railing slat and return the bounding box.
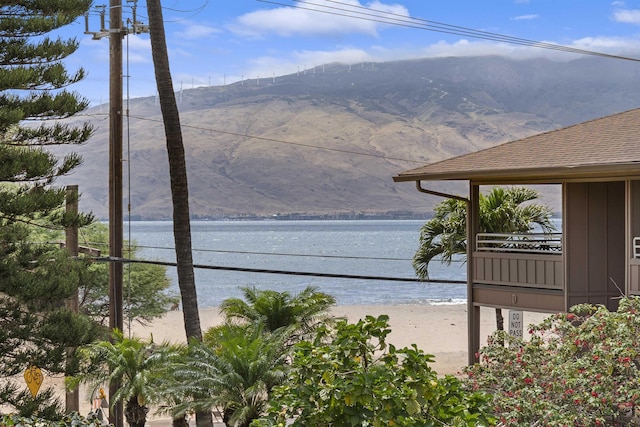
[476,232,562,255]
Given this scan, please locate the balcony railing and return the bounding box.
[476,232,562,255]
[634,237,640,259]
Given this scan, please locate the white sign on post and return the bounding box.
[509,310,524,339]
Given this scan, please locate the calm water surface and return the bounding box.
[126,220,467,307]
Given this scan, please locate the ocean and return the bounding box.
[126,220,468,307]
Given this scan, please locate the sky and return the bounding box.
[59,0,640,105]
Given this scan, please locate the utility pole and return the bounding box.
[108,2,124,424]
[84,3,148,427]
[65,185,79,414]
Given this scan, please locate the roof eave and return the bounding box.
[393,163,640,184]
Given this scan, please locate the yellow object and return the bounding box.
[24,365,43,398]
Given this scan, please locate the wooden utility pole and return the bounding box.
[108,0,124,344]
[108,1,124,426]
[65,185,80,414]
[85,3,148,425]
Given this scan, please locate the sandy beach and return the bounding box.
[130,304,550,375]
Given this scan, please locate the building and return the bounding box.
[394,108,640,363]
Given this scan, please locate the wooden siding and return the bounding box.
[630,181,640,296]
[473,285,565,312]
[473,252,563,290]
[565,182,625,311]
[630,259,640,294]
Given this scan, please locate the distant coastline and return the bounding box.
[116,211,563,222]
[118,211,435,222]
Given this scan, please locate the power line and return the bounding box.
[135,244,412,261]
[85,1,209,25]
[142,244,466,263]
[129,115,429,164]
[257,0,640,62]
[95,256,466,284]
[80,112,431,165]
[160,1,209,14]
[63,241,464,263]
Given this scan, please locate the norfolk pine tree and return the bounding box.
[0,0,99,418]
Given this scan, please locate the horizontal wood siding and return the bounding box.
[474,252,564,290]
[473,286,565,312]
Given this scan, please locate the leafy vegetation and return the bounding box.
[1,413,105,427]
[37,222,178,326]
[219,285,338,345]
[68,330,173,427]
[58,288,640,427]
[254,314,495,427]
[69,288,496,427]
[171,325,289,427]
[0,0,97,418]
[466,297,640,426]
[179,286,337,426]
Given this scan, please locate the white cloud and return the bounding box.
[417,36,640,60]
[124,35,151,63]
[512,14,539,21]
[293,48,374,65]
[230,0,409,38]
[572,35,640,52]
[175,22,221,40]
[229,33,640,87]
[238,48,374,81]
[419,39,541,59]
[612,8,640,24]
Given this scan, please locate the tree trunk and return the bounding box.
[495,308,505,346]
[146,2,212,427]
[124,399,148,427]
[172,415,189,427]
[495,308,504,331]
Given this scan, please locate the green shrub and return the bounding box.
[1,412,104,427]
[253,314,495,427]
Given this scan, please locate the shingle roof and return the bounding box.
[394,108,640,184]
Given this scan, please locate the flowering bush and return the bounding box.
[465,297,640,426]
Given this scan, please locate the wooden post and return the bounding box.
[467,183,481,365]
[65,185,79,413]
[108,1,124,425]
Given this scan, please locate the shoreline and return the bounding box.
[130,304,550,375]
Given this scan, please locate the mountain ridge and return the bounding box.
[57,55,640,219]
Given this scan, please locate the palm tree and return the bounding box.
[146,3,210,425]
[68,330,171,427]
[150,343,192,427]
[146,0,201,341]
[413,186,555,329]
[219,286,337,344]
[171,324,289,427]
